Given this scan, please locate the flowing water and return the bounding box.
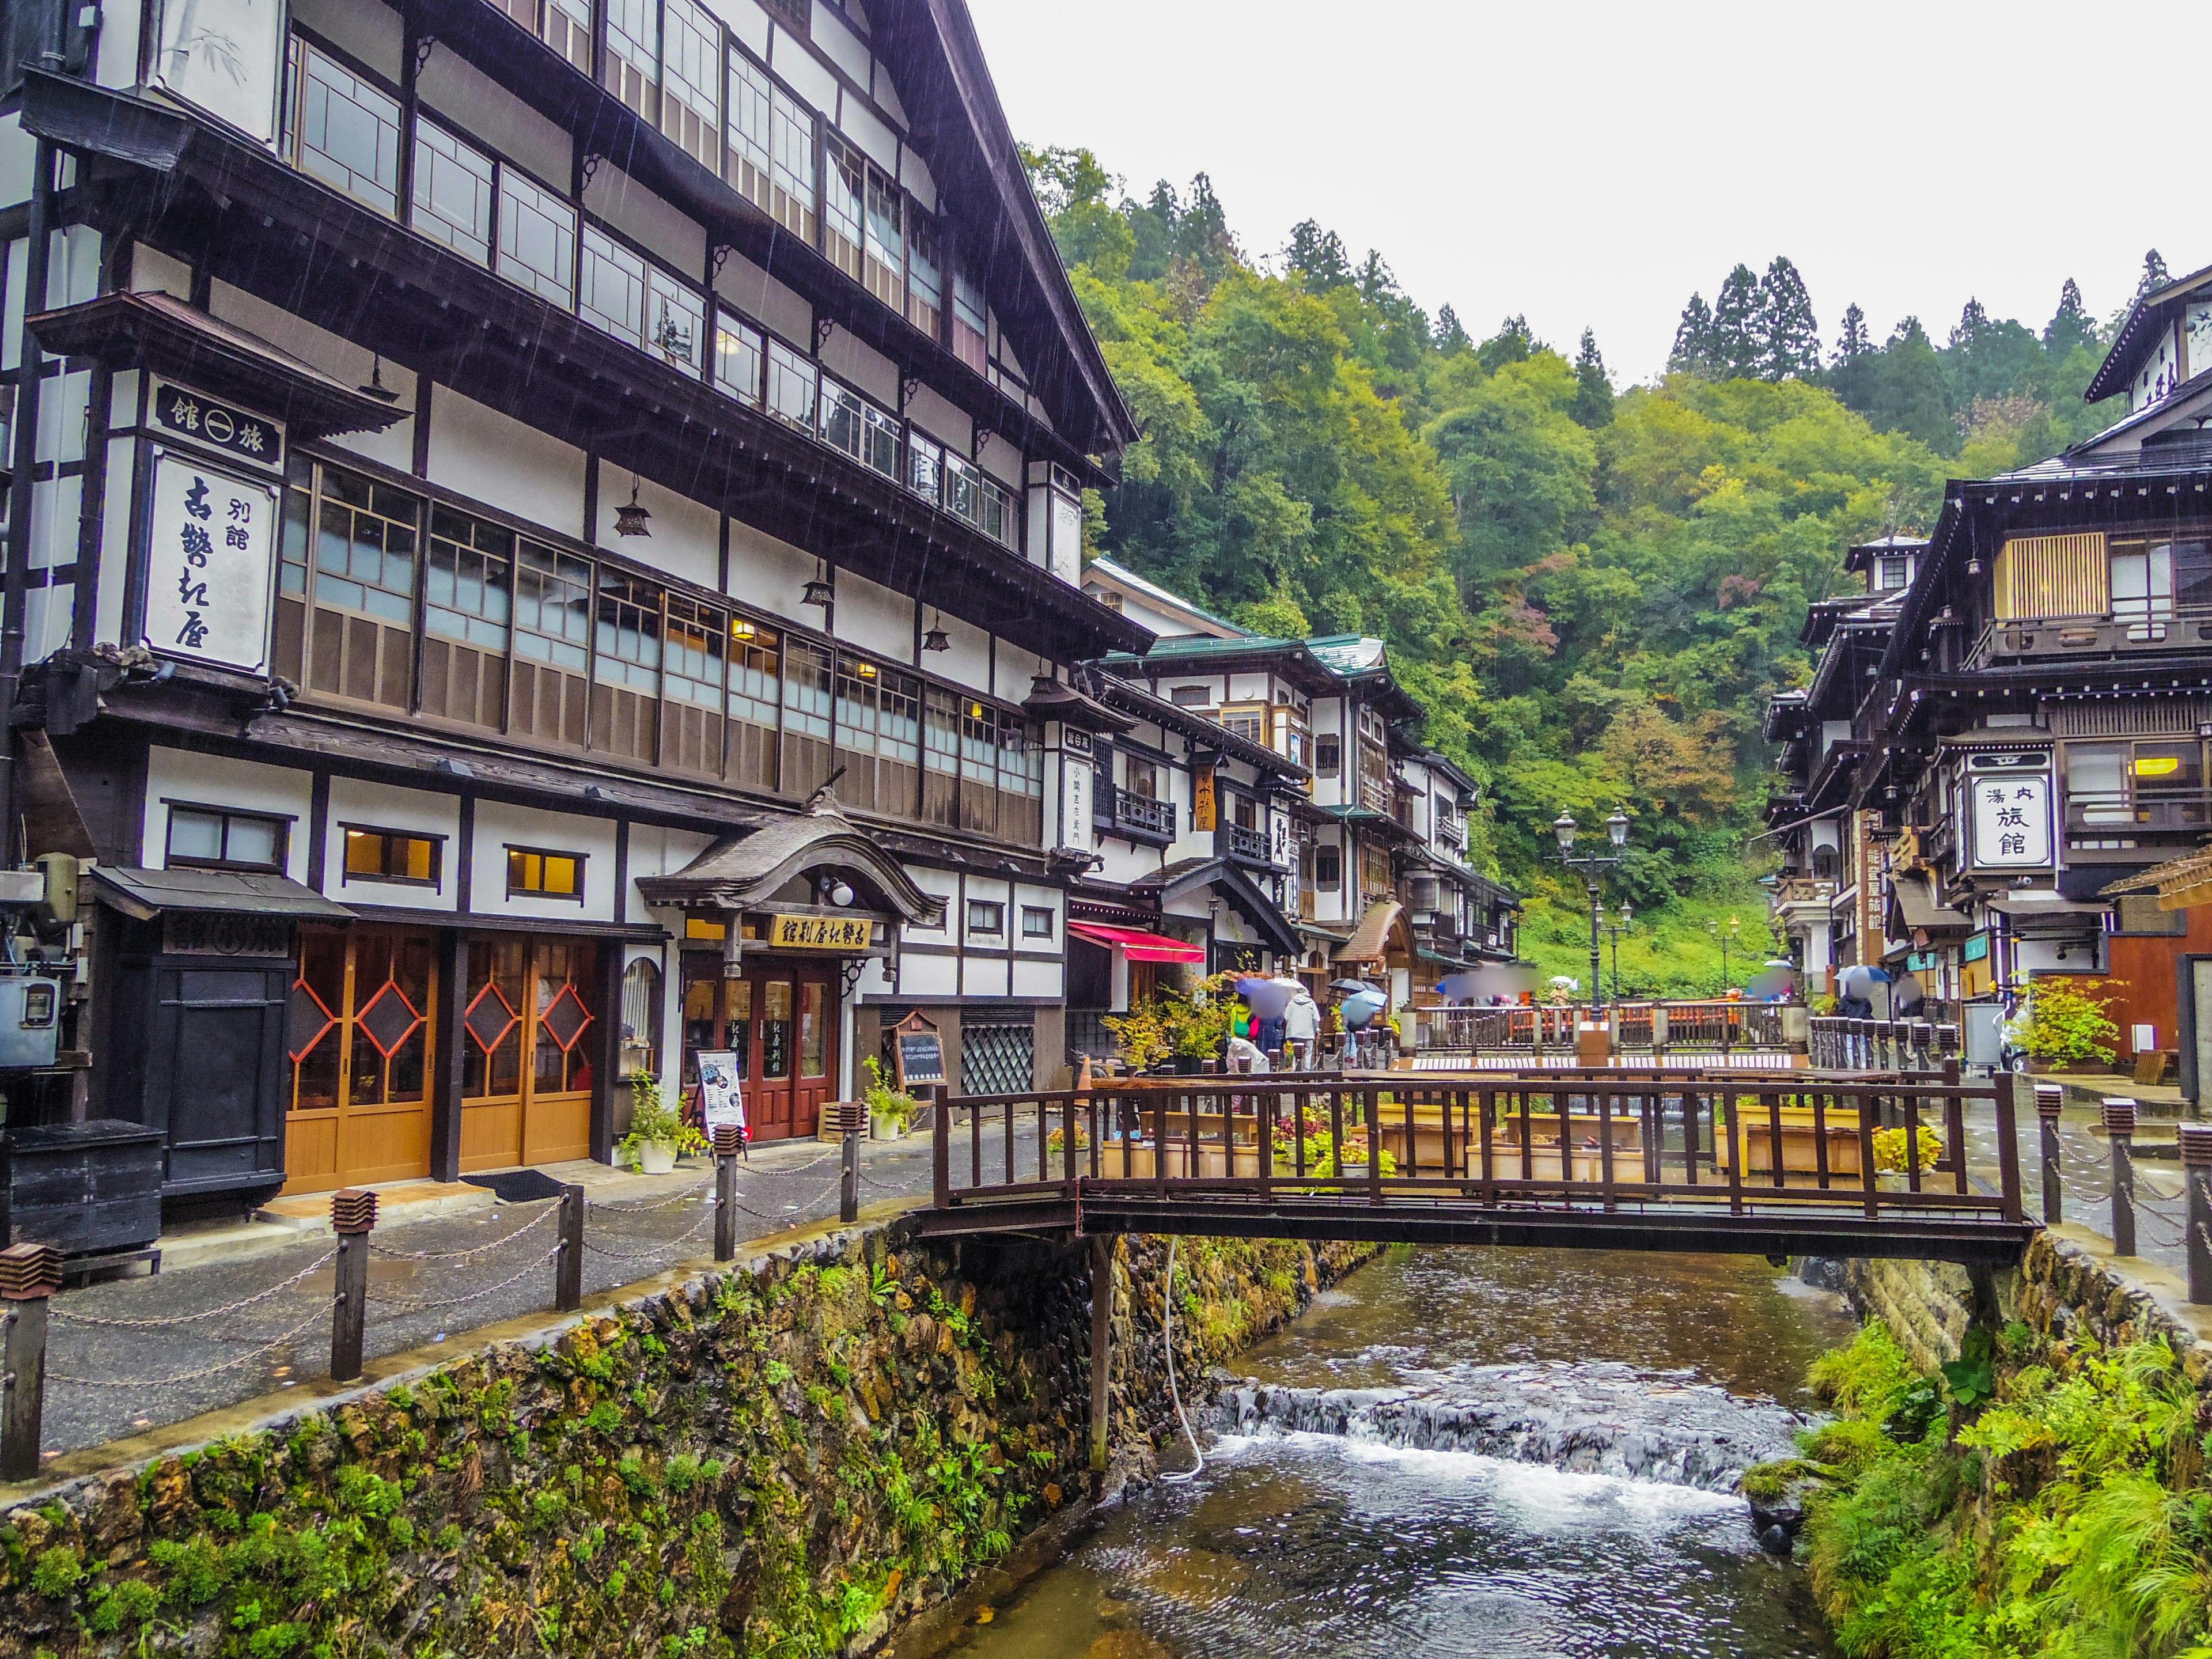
[954,1247,1857,1659]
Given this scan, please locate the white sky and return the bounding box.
[964,0,2191,386]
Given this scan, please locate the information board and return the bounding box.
[892,1013,945,1088]
[695,1050,745,1134]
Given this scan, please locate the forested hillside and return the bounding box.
[1024,148,2139,992]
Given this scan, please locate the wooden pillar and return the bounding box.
[589,941,625,1163]
[428,929,468,1184]
[1088,1232,1112,1501]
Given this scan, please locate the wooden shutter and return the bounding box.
[1994,533,2107,620]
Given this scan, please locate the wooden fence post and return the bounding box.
[2103,1098,2137,1257]
[556,1184,585,1312]
[713,1124,742,1262]
[0,1241,60,1482]
[329,1188,377,1384]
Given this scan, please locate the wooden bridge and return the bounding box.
[920,1069,2036,1265]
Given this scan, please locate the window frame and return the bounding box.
[505,843,588,902]
[164,802,293,873]
[1020,904,1054,940]
[339,824,445,888]
[966,899,1005,937]
[1315,734,1342,777]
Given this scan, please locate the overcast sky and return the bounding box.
[965,0,2191,385]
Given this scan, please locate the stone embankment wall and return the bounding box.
[0,1222,1371,1659]
[1838,1224,2212,1381]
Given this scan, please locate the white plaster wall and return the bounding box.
[837,97,896,174]
[993,638,1044,703]
[768,30,839,121]
[626,825,717,924]
[37,368,88,465]
[904,385,970,454]
[960,876,1011,949]
[470,798,618,923]
[820,326,896,408]
[23,587,69,664]
[714,251,812,351]
[324,778,462,911]
[961,955,1010,998]
[709,0,770,54]
[95,0,142,87]
[1093,840,1158,886]
[831,570,913,664]
[290,0,404,77]
[933,612,990,694]
[1109,592,1199,639]
[27,475,79,570]
[979,435,1022,490]
[427,387,585,537]
[143,749,315,880]
[901,867,956,942]
[418,47,572,190]
[899,952,957,997]
[810,3,869,87]
[725,516,816,624]
[1012,959,1061,999]
[128,243,192,300]
[897,145,933,209]
[582,163,706,278]
[1229,673,1269,700]
[94,431,135,647]
[852,955,892,998]
[209,281,419,475]
[597,476,718,591]
[1159,677,1217,706]
[0,117,30,213]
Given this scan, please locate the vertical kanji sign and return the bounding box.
[145,451,279,676]
[1969,771,2053,869]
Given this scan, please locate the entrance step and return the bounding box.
[255,1179,497,1237]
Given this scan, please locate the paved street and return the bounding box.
[31,1125,1020,1461]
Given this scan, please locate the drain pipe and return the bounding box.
[1158,1236,1203,1484]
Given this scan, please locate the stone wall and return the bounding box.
[0,1221,1373,1659]
[1838,1224,2212,1381]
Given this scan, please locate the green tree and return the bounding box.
[2044,278,2097,354]
[1758,256,1821,380]
[1709,264,1764,379]
[1670,293,1715,376]
[1570,328,1614,427]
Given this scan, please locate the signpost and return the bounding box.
[696,1049,745,1152]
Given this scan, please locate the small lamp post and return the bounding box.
[1708,914,1741,994]
[1601,901,1634,1003]
[1554,809,1631,1012]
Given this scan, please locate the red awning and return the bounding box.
[1067,922,1207,963]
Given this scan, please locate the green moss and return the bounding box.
[28,1546,83,1599]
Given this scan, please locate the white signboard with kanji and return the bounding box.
[144,451,279,676]
[1970,771,2053,869]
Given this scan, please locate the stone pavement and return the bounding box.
[27,1123,1032,1464]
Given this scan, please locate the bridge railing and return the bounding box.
[1409,1001,1791,1056]
[1808,1018,1959,1073]
[929,1070,2025,1227]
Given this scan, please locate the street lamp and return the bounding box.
[1601,901,1634,1003]
[1708,914,1742,994]
[1554,809,1631,1012]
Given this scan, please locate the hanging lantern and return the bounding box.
[922,609,950,652]
[614,478,653,537]
[802,562,835,607]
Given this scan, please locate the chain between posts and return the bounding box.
[369,1204,557,1260]
[367,1247,565,1313]
[47,1249,339,1328]
[46,1301,332,1390]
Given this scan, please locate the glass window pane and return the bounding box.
[167,809,224,862]
[579,226,647,344]
[649,268,706,372]
[498,169,577,305]
[766,340,817,430]
[411,119,494,264]
[715,315,763,404]
[295,47,402,217]
[726,50,773,209]
[227,816,282,867]
[770,96,816,240]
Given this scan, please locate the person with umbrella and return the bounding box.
[1334,979,1388,1069]
[1237,975,1294,1067]
[1283,978,1321,1070]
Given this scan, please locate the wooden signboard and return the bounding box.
[1192,768,1217,832]
[768,913,873,950]
[891,1011,945,1089]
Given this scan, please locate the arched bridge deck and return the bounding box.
[916,1070,2036,1266]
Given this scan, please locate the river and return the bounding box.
[955,1245,1857,1659]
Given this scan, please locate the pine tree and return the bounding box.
[1476,315,1536,374]
[1757,255,1821,379]
[1834,302,1871,361]
[1709,264,1763,378]
[2044,278,2096,353]
[1949,297,1990,351]
[2138,249,2170,297]
[1570,328,1614,427]
[1434,304,1472,356]
[1669,293,1715,376]
[1283,220,1351,292]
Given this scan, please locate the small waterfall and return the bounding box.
[1216,1365,1816,1494]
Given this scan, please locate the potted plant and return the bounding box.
[2008,978,2122,1074]
[1104,994,1173,1075]
[862,1056,919,1140]
[618,1071,683,1173]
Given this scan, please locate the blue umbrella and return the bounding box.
[1339,990,1388,1031]
[1435,971,1486,1002]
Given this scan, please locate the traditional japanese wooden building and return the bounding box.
[1766,266,2212,1083]
[0,0,1146,1208]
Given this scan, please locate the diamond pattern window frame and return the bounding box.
[960,1018,1034,1097]
[541,980,594,1052]
[356,976,426,1060]
[464,980,521,1055]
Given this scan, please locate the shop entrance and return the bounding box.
[681,955,837,1141]
[285,925,437,1194]
[457,935,599,1172]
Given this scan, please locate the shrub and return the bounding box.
[2010,976,2121,1066]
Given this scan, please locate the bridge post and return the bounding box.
[2103,1098,2137,1257]
[2034,1082,2063,1224]
[1088,1233,1112,1501]
[1991,1071,2024,1223]
[2180,1124,2212,1305]
[932,1091,950,1209]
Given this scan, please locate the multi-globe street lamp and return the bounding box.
[1552,809,1630,1012]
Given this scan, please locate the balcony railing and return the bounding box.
[1095,785,1176,845]
[2065,788,2212,835]
[1972,605,2212,667]
[1225,821,1272,865]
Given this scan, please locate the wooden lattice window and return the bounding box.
[1994,532,2107,621]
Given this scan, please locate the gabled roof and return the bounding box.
[874,0,1138,453]
[2086,262,2212,404]
[1081,556,1252,639]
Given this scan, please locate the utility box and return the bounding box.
[0,975,60,1069]
[1577,1020,1613,1067]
